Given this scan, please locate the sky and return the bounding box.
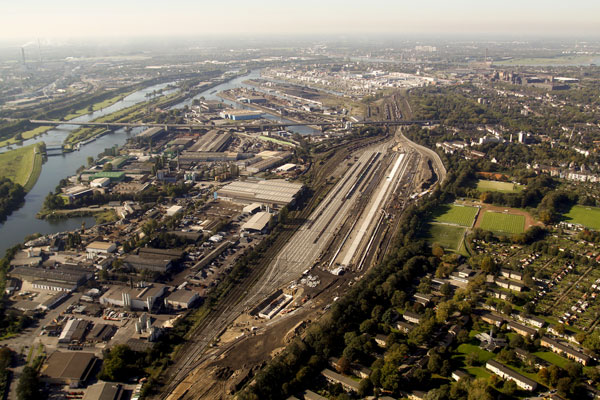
[2,0,600,42]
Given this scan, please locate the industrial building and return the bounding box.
[165,289,199,309]
[216,179,303,207]
[178,151,251,167]
[188,130,232,152]
[242,211,273,233]
[42,351,98,387]
[58,318,90,343]
[219,109,262,120]
[83,382,124,400]
[124,254,173,273]
[99,284,167,311]
[9,265,90,291]
[137,127,165,140]
[86,241,117,259]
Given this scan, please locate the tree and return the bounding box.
[557,377,572,397]
[335,356,351,374]
[432,243,444,258]
[16,366,41,400]
[480,256,497,274]
[502,380,517,396]
[358,378,373,398]
[87,156,94,166]
[98,345,142,382]
[103,162,113,172]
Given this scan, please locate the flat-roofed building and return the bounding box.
[86,241,116,259]
[99,284,167,311]
[217,179,303,207]
[165,289,199,309]
[9,266,89,290]
[41,351,98,387]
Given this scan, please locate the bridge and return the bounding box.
[29,119,439,130]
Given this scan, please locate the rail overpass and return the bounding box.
[29,119,439,130]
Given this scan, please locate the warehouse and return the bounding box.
[165,289,199,309]
[242,212,273,233]
[58,318,90,343]
[83,382,124,400]
[188,130,232,152]
[219,109,262,120]
[216,179,303,207]
[137,127,165,140]
[9,266,90,290]
[124,254,172,273]
[42,351,98,387]
[86,241,117,259]
[178,151,250,167]
[99,283,167,311]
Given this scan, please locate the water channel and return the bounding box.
[0,70,317,255]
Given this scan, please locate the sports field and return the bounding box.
[426,224,466,251]
[432,204,479,227]
[563,205,600,230]
[476,179,523,193]
[480,211,525,234]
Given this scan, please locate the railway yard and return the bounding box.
[160,124,443,400]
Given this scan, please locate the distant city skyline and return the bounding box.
[2,0,600,41]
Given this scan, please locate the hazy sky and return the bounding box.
[2,0,600,41]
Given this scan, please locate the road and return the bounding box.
[29,119,438,130]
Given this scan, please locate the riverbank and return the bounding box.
[37,207,117,224]
[0,143,45,192]
[0,126,52,148]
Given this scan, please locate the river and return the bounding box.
[0,70,318,255]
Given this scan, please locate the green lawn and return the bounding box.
[426,223,466,251]
[0,143,44,189]
[464,367,491,379]
[62,91,135,120]
[480,212,525,235]
[0,126,52,148]
[533,351,571,369]
[456,343,495,363]
[563,205,600,230]
[432,204,479,227]
[476,180,524,193]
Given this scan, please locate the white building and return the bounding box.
[86,241,116,260]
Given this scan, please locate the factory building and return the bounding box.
[242,212,273,233]
[137,127,165,140]
[216,179,303,207]
[165,289,199,309]
[219,109,262,120]
[9,266,90,292]
[86,241,117,259]
[42,352,98,387]
[99,284,167,311]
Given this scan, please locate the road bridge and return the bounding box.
[29,119,439,130]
